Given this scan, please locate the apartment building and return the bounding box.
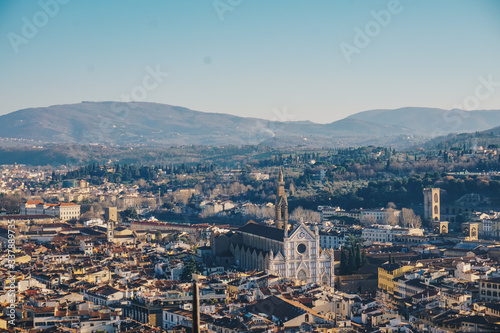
[480,277,500,301]
[362,224,424,244]
[20,201,80,220]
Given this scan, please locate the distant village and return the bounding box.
[3,163,500,332]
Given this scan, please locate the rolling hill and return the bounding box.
[424,123,500,150]
[1,102,499,148]
[347,107,500,135]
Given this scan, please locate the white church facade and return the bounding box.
[270,221,335,286]
[221,168,335,286]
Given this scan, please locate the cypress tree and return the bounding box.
[340,249,348,275]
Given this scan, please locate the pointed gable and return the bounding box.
[287,222,316,241]
[319,249,331,260]
[274,252,285,262]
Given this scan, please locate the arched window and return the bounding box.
[297,270,307,282]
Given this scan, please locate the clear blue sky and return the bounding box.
[1,0,500,123]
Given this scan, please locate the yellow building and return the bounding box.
[15,255,31,264]
[85,268,112,284]
[378,263,414,295]
[0,317,9,330]
[227,280,239,298]
[491,219,500,238]
[72,265,86,275]
[73,265,111,284]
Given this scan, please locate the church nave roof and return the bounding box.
[238,220,285,242]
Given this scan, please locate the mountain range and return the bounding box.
[1,102,500,148]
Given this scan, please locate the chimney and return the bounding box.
[192,281,200,333]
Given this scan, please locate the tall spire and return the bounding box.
[275,167,288,230]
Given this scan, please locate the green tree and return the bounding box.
[120,208,138,221]
[361,250,368,266]
[155,231,163,243]
[340,248,350,275]
[180,257,200,281]
[339,234,366,275]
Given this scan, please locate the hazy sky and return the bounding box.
[1,0,500,123]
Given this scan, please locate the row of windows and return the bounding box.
[481,282,500,289]
[320,239,343,244]
[481,290,500,297]
[35,322,55,326]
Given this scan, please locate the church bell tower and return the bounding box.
[275,167,288,231]
[107,220,114,243]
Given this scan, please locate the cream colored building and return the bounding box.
[20,201,80,221]
[480,277,500,301]
[362,224,424,244]
[360,208,400,224]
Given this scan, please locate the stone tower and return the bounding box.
[423,188,440,221]
[432,221,449,234]
[462,222,480,241]
[105,207,118,222]
[107,220,114,243]
[275,167,288,231]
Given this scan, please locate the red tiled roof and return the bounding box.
[25,201,78,207]
[25,200,43,205]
